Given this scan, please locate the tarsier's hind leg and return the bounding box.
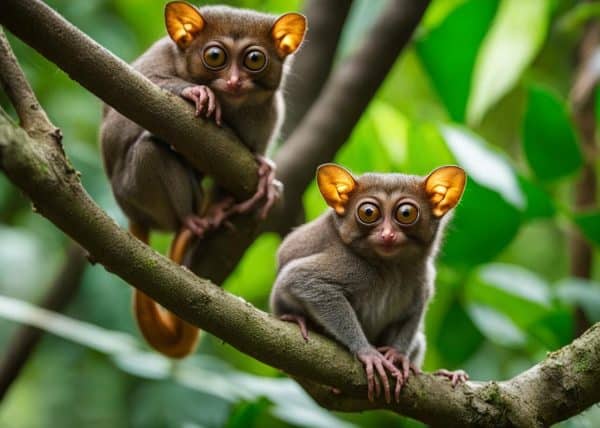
[130,223,199,359]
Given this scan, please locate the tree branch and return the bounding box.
[0,0,258,201]
[280,0,353,139]
[1,101,599,426]
[0,243,87,400]
[0,29,51,135]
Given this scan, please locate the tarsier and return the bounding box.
[270,164,469,402]
[100,1,306,358]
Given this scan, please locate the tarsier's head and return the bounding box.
[165,1,306,105]
[317,164,466,262]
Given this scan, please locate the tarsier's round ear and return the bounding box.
[270,13,307,57]
[165,1,205,49]
[424,166,466,218]
[316,163,357,215]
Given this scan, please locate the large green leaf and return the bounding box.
[441,125,524,208]
[435,300,484,365]
[441,179,521,268]
[406,122,455,175]
[555,278,600,323]
[416,0,499,121]
[467,0,550,125]
[517,175,555,221]
[522,86,583,180]
[467,304,527,347]
[465,264,552,326]
[573,211,600,247]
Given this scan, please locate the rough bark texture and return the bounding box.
[1,105,600,426]
[1,0,599,425]
[0,0,258,201]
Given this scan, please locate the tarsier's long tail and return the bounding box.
[130,224,199,358]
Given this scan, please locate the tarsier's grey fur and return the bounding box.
[271,172,457,365]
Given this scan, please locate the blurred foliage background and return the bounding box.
[1,0,600,427]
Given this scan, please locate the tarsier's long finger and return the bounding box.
[196,88,208,116]
[394,374,403,403]
[365,362,375,402]
[374,360,391,404]
[259,173,279,219]
[400,356,410,380]
[206,88,216,118]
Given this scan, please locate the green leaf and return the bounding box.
[467,304,527,347]
[435,301,483,365]
[555,278,600,323]
[406,122,455,175]
[522,86,583,180]
[441,125,525,208]
[416,0,499,121]
[467,0,550,125]
[441,179,521,268]
[558,3,600,33]
[465,264,551,326]
[573,211,600,247]
[517,175,555,220]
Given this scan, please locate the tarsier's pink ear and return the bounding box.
[317,164,358,215]
[424,166,466,217]
[270,13,307,57]
[165,1,205,49]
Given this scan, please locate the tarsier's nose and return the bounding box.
[381,230,396,244]
[226,75,242,90]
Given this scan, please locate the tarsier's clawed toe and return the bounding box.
[434,369,469,387]
[279,314,309,342]
[181,85,222,126]
[376,346,421,380]
[357,349,404,404]
[229,154,282,219]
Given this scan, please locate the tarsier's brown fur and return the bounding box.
[270,164,468,402]
[100,1,305,358]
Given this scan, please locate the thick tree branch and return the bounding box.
[0,0,258,201]
[0,29,51,135]
[0,243,87,400]
[1,102,599,426]
[569,20,599,336]
[280,0,353,139]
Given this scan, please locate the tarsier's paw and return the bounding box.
[229,154,282,219]
[181,85,222,126]
[183,215,211,238]
[434,369,469,387]
[357,348,404,404]
[279,314,309,342]
[376,346,421,380]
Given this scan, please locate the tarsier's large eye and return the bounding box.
[202,45,227,70]
[357,202,381,224]
[395,202,419,225]
[243,49,267,71]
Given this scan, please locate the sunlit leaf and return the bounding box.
[522,86,583,180]
[441,179,521,268]
[573,211,600,247]
[368,101,409,169]
[477,263,552,307]
[467,304,527,347]
[556,278,600,323]
[406,122,455,175]
[467,0,550,125]
[416,0,499,121]
[441,125,525,208]
[0,295,139,354]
